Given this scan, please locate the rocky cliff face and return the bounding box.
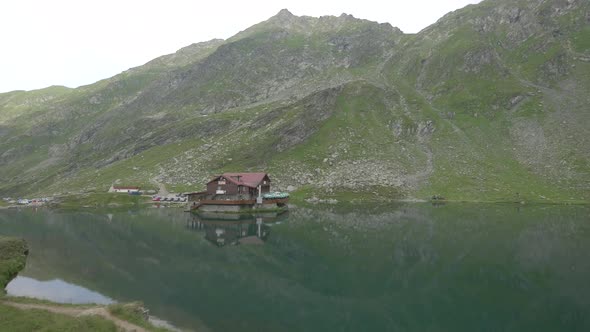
[0,0,588,202]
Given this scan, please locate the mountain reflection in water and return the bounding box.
[1,204,589,332]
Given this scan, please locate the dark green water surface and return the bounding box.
[1,203,589,331]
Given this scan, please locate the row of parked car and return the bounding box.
[3,197,52,205]
[152,195,187,202]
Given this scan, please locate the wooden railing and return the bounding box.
[198,197,289,205]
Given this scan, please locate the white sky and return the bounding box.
[0,0,482,93]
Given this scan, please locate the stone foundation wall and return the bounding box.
[255,203,278,209]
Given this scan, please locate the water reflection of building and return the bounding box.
[186,212,288,247]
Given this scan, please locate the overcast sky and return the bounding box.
[0,0,482,93]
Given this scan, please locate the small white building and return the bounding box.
[109,185,140,193]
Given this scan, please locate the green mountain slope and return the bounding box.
[0,0,588,202]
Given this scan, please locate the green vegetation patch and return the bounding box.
[291,185,405,204]
[0,237,28,290]
[56,193,150,210]
[51,139,202,195]
[0,303,118,332]
[571,26,590,53]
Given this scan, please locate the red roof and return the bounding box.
[209,173,269,188]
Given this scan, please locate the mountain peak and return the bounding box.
[338,13,356,20]
[265,8,298,26]
[275,8,295,20]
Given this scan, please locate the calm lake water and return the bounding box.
[1,203,589,331]
[7,276,114,305]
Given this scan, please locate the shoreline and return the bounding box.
[1,197,589,210]
[2,188,588,209]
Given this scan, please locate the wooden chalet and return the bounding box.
[207,173,270,196]
[188,172,288,212]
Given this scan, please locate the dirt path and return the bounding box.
[151,176,169,196]
[1,301,147,332]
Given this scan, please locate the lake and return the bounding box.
[1,203,589,331]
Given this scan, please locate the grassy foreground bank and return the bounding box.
[0,301,118,331]
[0,298,170,332]
[0,236,170,331]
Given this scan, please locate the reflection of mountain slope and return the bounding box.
[0,205,588,331]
